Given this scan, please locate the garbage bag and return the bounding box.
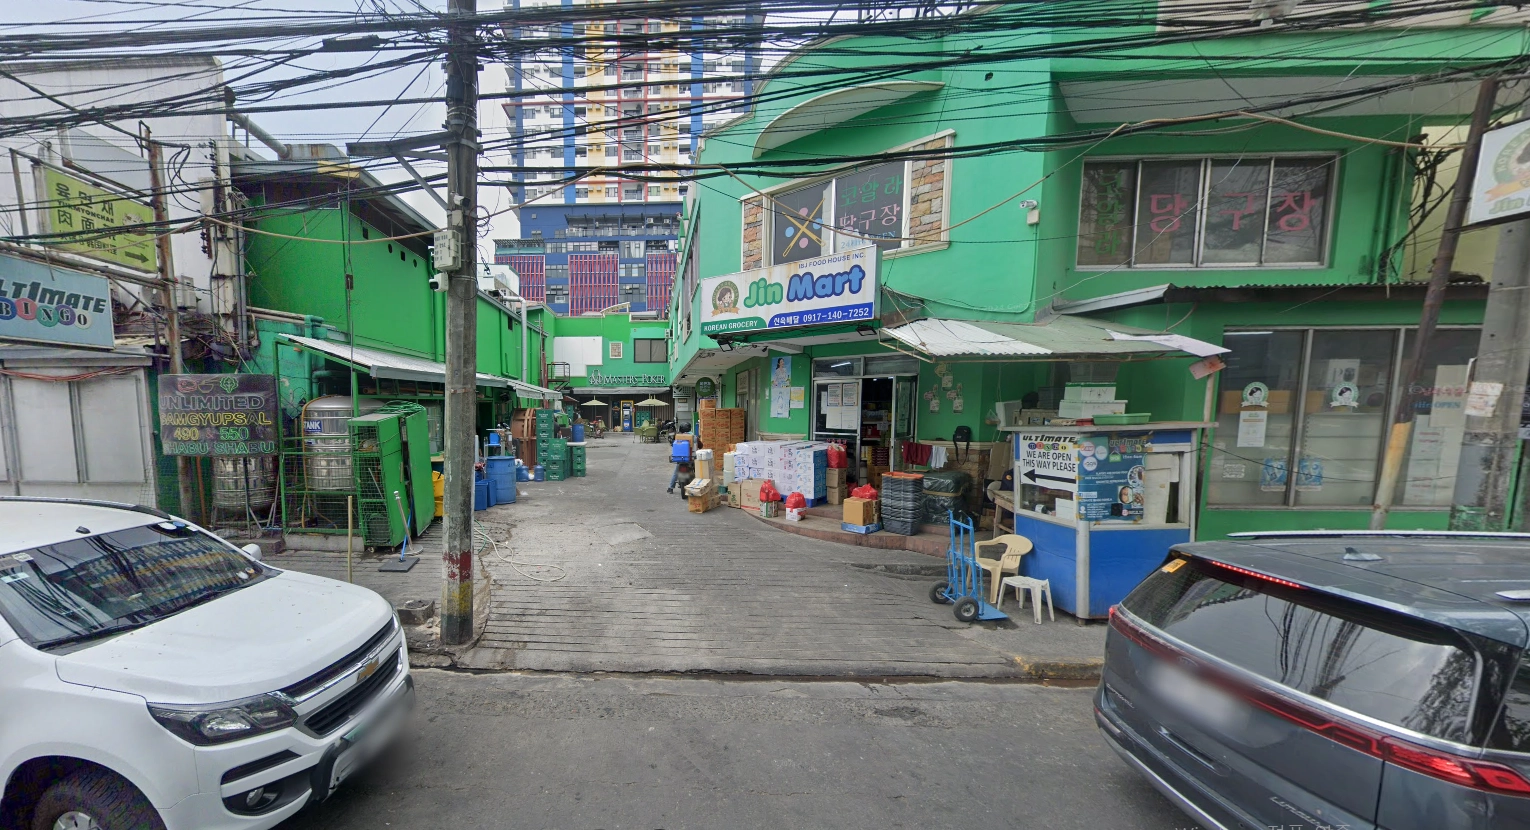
[784,492,807,509]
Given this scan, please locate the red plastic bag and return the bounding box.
[758,480,781,502]
[851,484,878,500]
[826,443,848,469]
[784,491,807,509]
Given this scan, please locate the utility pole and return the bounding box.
[440,0,480,645]
[1369,78,1498,530]
[1451,188,1530,530]
[143,125,196,524]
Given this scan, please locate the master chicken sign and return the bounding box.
[699,246,877,336]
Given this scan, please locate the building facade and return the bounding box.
[669,6,1530,541]
[494,0,759,315]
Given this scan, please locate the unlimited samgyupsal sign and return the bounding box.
[158,374,278,456]
[699,246,877,336]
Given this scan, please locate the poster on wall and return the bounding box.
[841,382,860,409]
[1075,435,1145,522]
[1237,410,1268,447]
[1017,433,1080,494]
[770,356,791,418]
[790,387,805,409]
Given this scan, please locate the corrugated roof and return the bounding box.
[279,335,560,400]
[882,315,1225,360]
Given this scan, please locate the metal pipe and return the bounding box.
[9,149,29,237]
[226,110,289,160]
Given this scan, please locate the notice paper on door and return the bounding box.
[1237,410,1268,448]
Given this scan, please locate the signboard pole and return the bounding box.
[144,125,198,523]
[1370,78,1497,530]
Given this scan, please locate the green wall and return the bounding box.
[245,206,541,386]
[553,313,672,387]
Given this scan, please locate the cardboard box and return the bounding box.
[688,493,721,513]
[1064,383,1117,403]
[843,497,879,526]
[738,479,766,510]
[684,478,715,497]
[867,464,889,490]
[826,487,844,506]
[826,467,846,487]
[699,398,717,411]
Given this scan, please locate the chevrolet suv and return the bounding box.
[0,497,413,830]
[1097,530,1530,830]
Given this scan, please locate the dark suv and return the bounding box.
[1096,531,1530,830]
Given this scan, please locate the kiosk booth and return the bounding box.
[1001,423,1206,620]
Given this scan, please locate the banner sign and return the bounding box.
[699,246,877,336]
[0,253,114,349]
[158,374,279,456]
[39,166,158,272]
[586,368,669,387]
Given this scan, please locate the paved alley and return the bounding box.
[462,435,1104,676]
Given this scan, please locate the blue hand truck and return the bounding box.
[929,511,1008,623]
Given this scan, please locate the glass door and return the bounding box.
[892,375,917,470]
[814,379,860,461]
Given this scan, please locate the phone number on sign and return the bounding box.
[769,304,873,328]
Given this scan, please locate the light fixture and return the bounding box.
[831,361,851,368]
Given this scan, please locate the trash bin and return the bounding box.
[473,478,491,511]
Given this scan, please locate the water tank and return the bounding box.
[212,455,276,511]
[301,396,384,490]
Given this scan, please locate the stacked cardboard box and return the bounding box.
[842,497,880,533]
[736,478,766,511]
[685,478,721,513]
[825,467,847,505]
[695,448,714,482]
[731,441,827,501]
[697,407,746,453]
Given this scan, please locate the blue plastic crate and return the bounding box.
[841,521,882,535]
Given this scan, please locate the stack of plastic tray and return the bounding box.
[879,472,924,535]
[534,409,555,443]
[542,437,568,480]
[568,443,587,477]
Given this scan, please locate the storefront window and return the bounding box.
[1396,329,1479,506]
[773,182,830,264]
[1208,327,1480,510]
[770,161,912,265]
[814,357,861,377]
[1206,331,1304,506]
[1295,330,1396,507]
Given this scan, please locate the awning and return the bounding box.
[753,81,943,158]
[278,334,562,400]
[881,315,1227,361]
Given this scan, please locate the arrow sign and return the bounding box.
[124,250,148,263]
[1023,468,1075,487]
[1018,433,1079,494]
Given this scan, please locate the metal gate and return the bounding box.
[0,348,157,504]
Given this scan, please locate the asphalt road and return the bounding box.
[279,669,1189,830]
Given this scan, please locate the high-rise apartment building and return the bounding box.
[493,0,759,316]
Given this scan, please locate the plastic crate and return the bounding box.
[841,521,882,534]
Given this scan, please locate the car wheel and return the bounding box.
[30,769,165,830]
[929,582,950,604]
[953,597,980,623]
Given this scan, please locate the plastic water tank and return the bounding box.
[474,478,491,511]
[533,464,545,482]
[486,457,516,505]
[571,423,585,443]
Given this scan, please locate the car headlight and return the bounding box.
[148,694,298,745]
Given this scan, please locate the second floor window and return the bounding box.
[1077,156,1336,269]
[769,161,907,265]
[632,337,665,362]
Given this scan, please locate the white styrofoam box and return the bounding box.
[1063,384,1117,403]
[1058,399,1127,418]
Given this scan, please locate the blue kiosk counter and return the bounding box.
[1001,424,1207,620]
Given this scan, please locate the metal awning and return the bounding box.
[278,334,562,400]
[881,315,1227,361]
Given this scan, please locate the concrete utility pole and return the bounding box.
[441,0,480,645]
[1451,215,1530,529]
[1369,79,1498,530]
[143,125,196,523]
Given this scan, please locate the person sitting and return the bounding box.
[668,429,698,494]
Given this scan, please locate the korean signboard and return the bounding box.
[1469,118,1530,226]
[699,246,877,337]
[38,166,158,272]
[0,252,115,349]
[158,374,279,456]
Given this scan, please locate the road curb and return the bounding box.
[1012,656,1103,683]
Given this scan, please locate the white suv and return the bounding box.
[0,497,413,830]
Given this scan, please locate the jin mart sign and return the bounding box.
[699,246,877,337]
[1469,118,1530,226]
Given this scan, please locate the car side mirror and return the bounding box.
[240,543,263,562]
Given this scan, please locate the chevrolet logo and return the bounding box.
[357,657,381,682]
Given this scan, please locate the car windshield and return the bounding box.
[0,522,270,651]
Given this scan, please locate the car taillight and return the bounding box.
[1382,738,1530,795]
[1207,560,1304,590]
[1110,608,1530,797]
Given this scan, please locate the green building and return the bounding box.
[668,5,1527,541]
[546,313,674,431]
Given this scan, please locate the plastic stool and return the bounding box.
[1001,576,1054,624]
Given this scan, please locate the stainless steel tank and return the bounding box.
[301,396,384,490]
[212,455,277,511]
